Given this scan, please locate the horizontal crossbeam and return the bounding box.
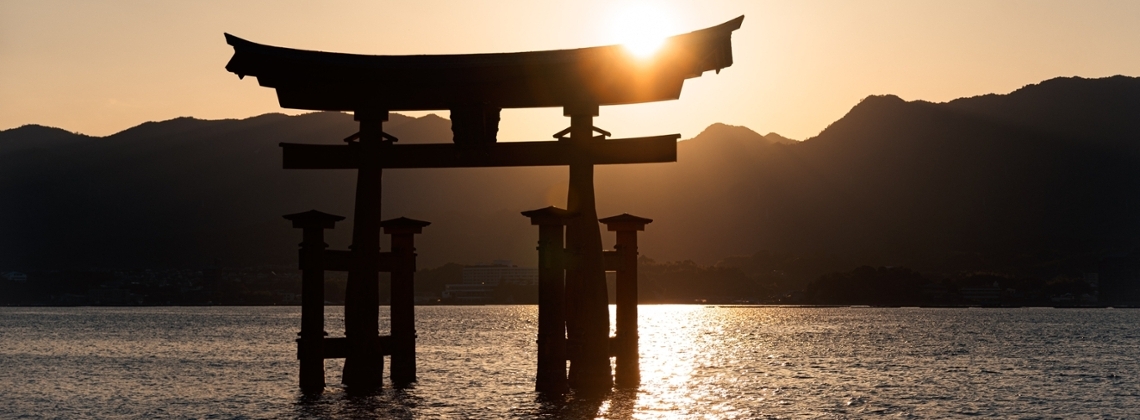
[280,135,679,169]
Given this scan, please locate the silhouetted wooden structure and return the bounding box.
[600,213,653,387]
[523,208,652,392]
[522,207,575,393]
[227,15,741,394]
[283,210,342,392]
[285,210,428,391]
[224,16,742,111]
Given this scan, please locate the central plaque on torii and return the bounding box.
[224,15,742,393]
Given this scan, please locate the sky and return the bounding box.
[2,0,1139,141]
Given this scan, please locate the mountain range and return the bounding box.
[3,76,1139,276]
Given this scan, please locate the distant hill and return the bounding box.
[1,125,93,153]
[2,75,1139,276]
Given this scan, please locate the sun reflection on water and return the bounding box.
[600,305,756,419]
[630,305,699,415]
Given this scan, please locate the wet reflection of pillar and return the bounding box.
[382,217,430,385]
[523,206,575,394]
[342,110,386,389]
[601,214,652,388]
[562,104,614,393]
[285,210,345,393]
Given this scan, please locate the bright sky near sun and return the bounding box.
[2,0,1139,140]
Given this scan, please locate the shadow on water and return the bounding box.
[292,380,638,419]
[294,385,424,420]
[293,393,333,419]
[529,388,638,420]
[602,389,639,420]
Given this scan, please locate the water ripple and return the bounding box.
[1,306,1138,418]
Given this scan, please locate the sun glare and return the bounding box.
[609,4,676,58]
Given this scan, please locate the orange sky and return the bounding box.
[2,0,1139,141]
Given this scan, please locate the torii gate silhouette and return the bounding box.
[224,15,742,394]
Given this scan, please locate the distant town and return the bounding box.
[4,253,1137,307]
[0,261,538,307]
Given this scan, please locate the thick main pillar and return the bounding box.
[522,206,576,394]
[342,110,388,389]
[562,104,613,393]
[284,210,345,393]
[600,214,652,388]
[381,217,430,385]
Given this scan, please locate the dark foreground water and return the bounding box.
[1,306,1138,419]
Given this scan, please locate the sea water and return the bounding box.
[1,306,1137,419]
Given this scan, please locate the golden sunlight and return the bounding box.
[608,3,676,58]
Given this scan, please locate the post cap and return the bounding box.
[283,210,345,229]
[380,217,431,235]
[521,206,578,226]
[599,213,653,231]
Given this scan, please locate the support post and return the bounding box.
[283,210,345,393]
[522,206,576,394]
[600,214,652,388]
[381,217,430,385]
[561,103,613,393]
[342,109,388,389]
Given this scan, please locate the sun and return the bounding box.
[609,3,676,58]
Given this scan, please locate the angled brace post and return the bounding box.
[343,131,400,143]
[552,126,611,140]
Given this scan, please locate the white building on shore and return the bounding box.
[460,260,537,286]
[441,261,538,303]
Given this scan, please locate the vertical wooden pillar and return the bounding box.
[343,110,388,389]
[562,103,613,393]
[600,214,652,388]
[283,210,345,393]
[381,217,430,385]
[522,206,576,394]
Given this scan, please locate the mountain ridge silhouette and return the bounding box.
[3,75,1138,274]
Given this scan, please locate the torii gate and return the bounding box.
[224,16,742,394]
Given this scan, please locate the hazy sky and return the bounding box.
[2,0,1139,140]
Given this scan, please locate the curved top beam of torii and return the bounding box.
[224,16,743,112]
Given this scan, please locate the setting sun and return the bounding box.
[609,3,676,58]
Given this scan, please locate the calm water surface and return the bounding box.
[1,306,1138,419]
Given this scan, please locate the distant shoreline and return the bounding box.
[3,303,1135,309]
